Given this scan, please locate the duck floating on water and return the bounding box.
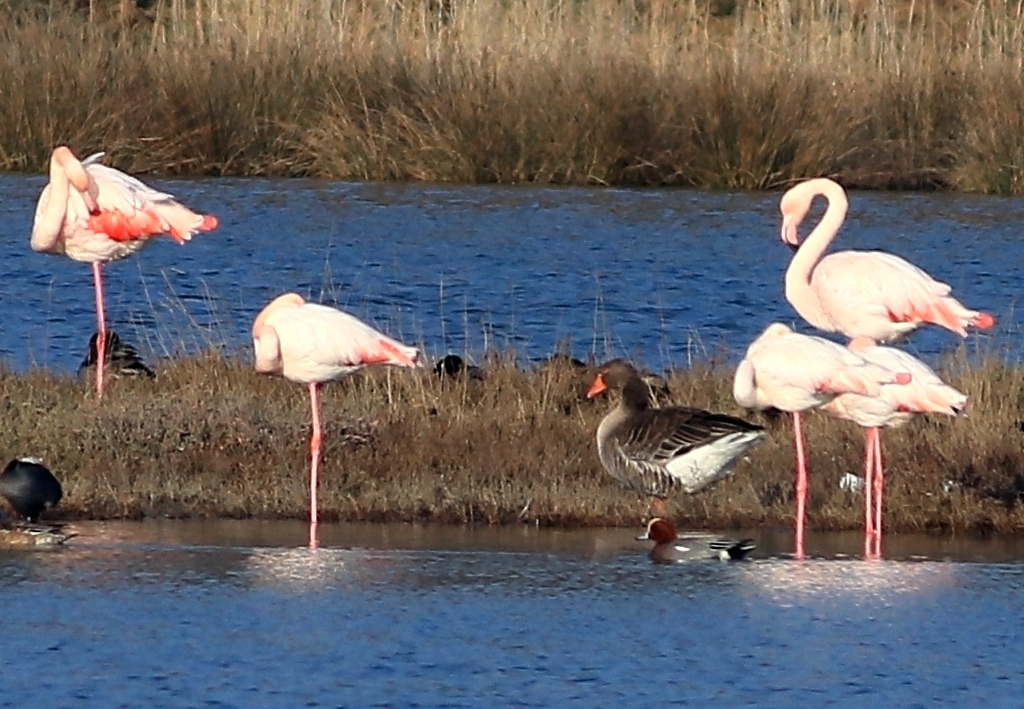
[0,520,74,547]
[637,518,755,563]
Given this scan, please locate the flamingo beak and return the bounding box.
[781,215,800,251]
[586,374,608,399]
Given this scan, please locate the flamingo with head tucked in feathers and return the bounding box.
[733,323,912,559]
[252,293,423,548]
[781,177,994,344]
[820,338,967,559]
[30,146,218,398]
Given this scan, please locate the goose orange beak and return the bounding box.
[586,374,608,399]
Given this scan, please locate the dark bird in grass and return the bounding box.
[435,354,484,380]
[0,458,63,522]
[78,331,155,382]
[534,352,588,371]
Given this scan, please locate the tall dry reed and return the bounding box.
[5,351,1024,533]
[2,0,1024,191]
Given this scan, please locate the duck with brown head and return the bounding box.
[637,518,755,563]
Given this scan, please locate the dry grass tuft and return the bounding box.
[4,0,1024,191]
[5,351,1024,532]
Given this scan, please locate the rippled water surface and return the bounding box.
[0,176,1019,374]
[4,176,1022,705]
[2,522,1023,708]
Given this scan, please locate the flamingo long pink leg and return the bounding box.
[308,382,321,549]
[872,427,884,559]
[864,427,875,559]
[792,411,808,560]
[92,262,106,398]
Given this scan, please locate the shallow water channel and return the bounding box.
[2,520,1023,707]
[0,176,1018,375]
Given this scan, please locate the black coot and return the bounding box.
[0,458,63,522]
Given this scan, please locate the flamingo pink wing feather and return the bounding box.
[87,163,217,244]
[859,345,967,416]
[814,252,961,335]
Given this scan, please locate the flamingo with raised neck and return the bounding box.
[781,177,993,344]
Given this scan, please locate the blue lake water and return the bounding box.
[0,175,1019,375]
[3,175,1023,706]
[2,521,1023,708]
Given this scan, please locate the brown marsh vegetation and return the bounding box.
[5,351,1024,533]
[3,0,1024,192]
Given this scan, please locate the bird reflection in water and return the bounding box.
[244,547,399,591]
[739,558,956,603]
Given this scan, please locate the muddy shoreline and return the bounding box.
[4,353,1022,534]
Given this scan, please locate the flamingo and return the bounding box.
[587,359,766,517]
[252,293,423,548]
[733,323,912,559]
[30,146,218,397]
[820,338,967,558]
[781,177,994,343]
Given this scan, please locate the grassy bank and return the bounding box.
[3,0,1024,192]
[5,351,1024,533]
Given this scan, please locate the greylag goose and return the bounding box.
[587,360,765,508]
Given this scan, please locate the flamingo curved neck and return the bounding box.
[253,327,283,375]
[30,156,71,253]
[784,179,848,332]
